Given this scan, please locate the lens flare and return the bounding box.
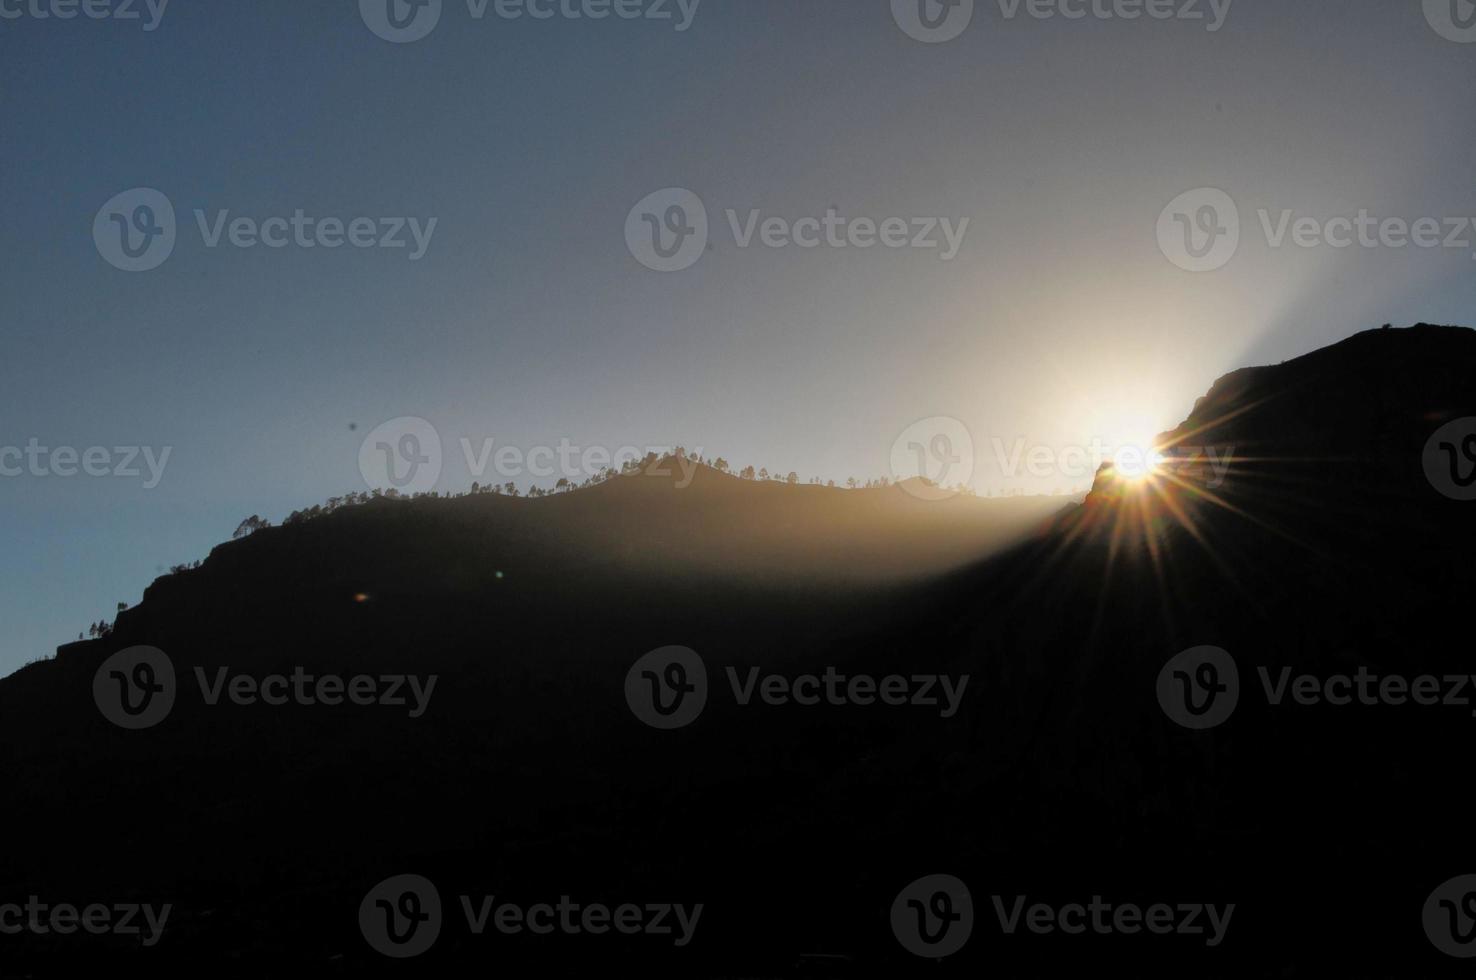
[1113,443,1166,482]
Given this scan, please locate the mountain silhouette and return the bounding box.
[2,324,1473,976]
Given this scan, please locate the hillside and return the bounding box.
[1,325,1473,976]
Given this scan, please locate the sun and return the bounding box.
[1112,441,1167,482]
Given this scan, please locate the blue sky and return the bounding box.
[2,0,1474,672]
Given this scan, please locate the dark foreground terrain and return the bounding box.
[2,324,1474,976]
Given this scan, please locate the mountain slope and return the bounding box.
[1,325,1473,976]
[862,322,1476,976]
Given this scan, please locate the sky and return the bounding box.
[1,0,1475,673]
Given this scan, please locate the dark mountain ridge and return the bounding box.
[2,324,1474,976]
